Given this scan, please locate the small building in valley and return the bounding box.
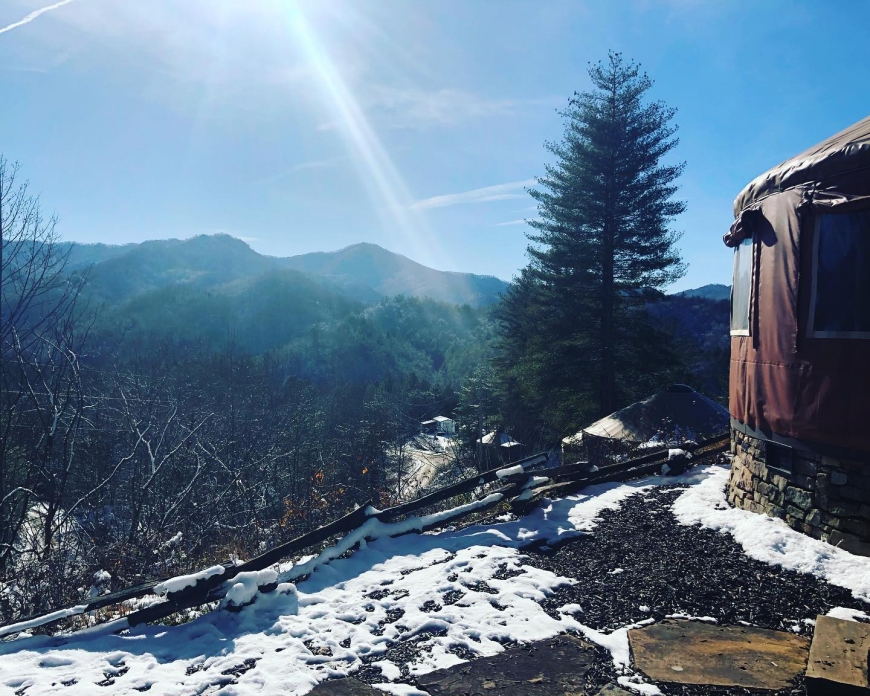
[421,416,455,436]
[725,114,870,555]
[477,431,526,467]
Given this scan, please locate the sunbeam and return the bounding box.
[282,2,449,270]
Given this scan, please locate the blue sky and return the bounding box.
[1,0,868,291]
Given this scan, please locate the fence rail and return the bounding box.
[0,439,729,640]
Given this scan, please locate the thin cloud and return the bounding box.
[0,0,76,35]
[494,218,537,227]
[255,157,342,184]
[411,179,535,211]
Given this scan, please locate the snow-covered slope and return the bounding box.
[3,466,869,696]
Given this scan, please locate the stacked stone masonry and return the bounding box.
[727,428,870,557]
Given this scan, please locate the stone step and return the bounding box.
[628,619,810,690]
[805,615,870,695]
[414,634,595,695]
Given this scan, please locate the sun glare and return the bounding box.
[281,2,448,268]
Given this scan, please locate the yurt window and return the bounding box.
[730,237,753,336]
[809,210,870,338]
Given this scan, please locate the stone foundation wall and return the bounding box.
[727,428,870,556]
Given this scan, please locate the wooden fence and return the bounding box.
[0,435,729,639]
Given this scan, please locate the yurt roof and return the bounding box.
[479,431,520,446]
[561,385,729,447]
[734,114,870,214]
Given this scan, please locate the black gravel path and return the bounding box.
[520,485,869,695]
[354,483,870,695]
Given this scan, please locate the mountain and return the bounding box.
[72,235,277,305]
[278,243,507,307]
[66,236,506,308]
[676,284,730,301]
[100,268,363,355]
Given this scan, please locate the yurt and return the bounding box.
[725,115,870,555]
[561,384,729,462]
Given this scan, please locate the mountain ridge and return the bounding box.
[64,235,507,307]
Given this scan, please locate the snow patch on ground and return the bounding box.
[372,684,428,695]
[671,465,870,603]
[1,472,686,695]
[6,464,848,695]
[827,606,870,622]
[617,674,664,695]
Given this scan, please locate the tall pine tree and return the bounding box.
[497,53,686,436]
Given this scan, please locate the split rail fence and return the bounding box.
[1,434,729,640]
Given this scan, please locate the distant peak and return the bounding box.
[338,242,390,253]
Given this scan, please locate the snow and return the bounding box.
[223,570,280,608]
[494,465,523,479]
[163,531,183,548]
[667,448,691,460]
[1,474,676,694]
[0,605,89,639]
[617,675,663,695]
[372,684,428,696]
[826,606,870,622]
[672,465,870,602]
[567,617,655,668]
[153,564,226,596]
[372,659,402,681]
[665,612,717,623]
[5,463,869,695]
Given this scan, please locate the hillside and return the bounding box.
[676,283,730,301]
[66,235,506,308]
[279,242,508,307]
[100,269,364,355]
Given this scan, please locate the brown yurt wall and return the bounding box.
[729,190,870,453]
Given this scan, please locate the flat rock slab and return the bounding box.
[628,619,809,690]
[806,615,870,695]
[415,634,594,695]
[308,679,382,695]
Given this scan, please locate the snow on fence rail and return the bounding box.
[0,452,545,638]
[0,437,729,640]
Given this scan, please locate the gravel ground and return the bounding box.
[355,483,870,695]
[521,485,869,695]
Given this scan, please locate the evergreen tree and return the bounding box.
[498,52,686,434]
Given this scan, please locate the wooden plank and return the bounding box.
[1,457,548,636]
[511,438,730,514]
[806,615,870,695]
[233,502,373,573]
[629,620,810,690]
[126,486,516,628]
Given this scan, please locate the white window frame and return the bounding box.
[808,213,870,339]
[730,236,753,337]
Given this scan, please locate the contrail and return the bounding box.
[0,0,76,36]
